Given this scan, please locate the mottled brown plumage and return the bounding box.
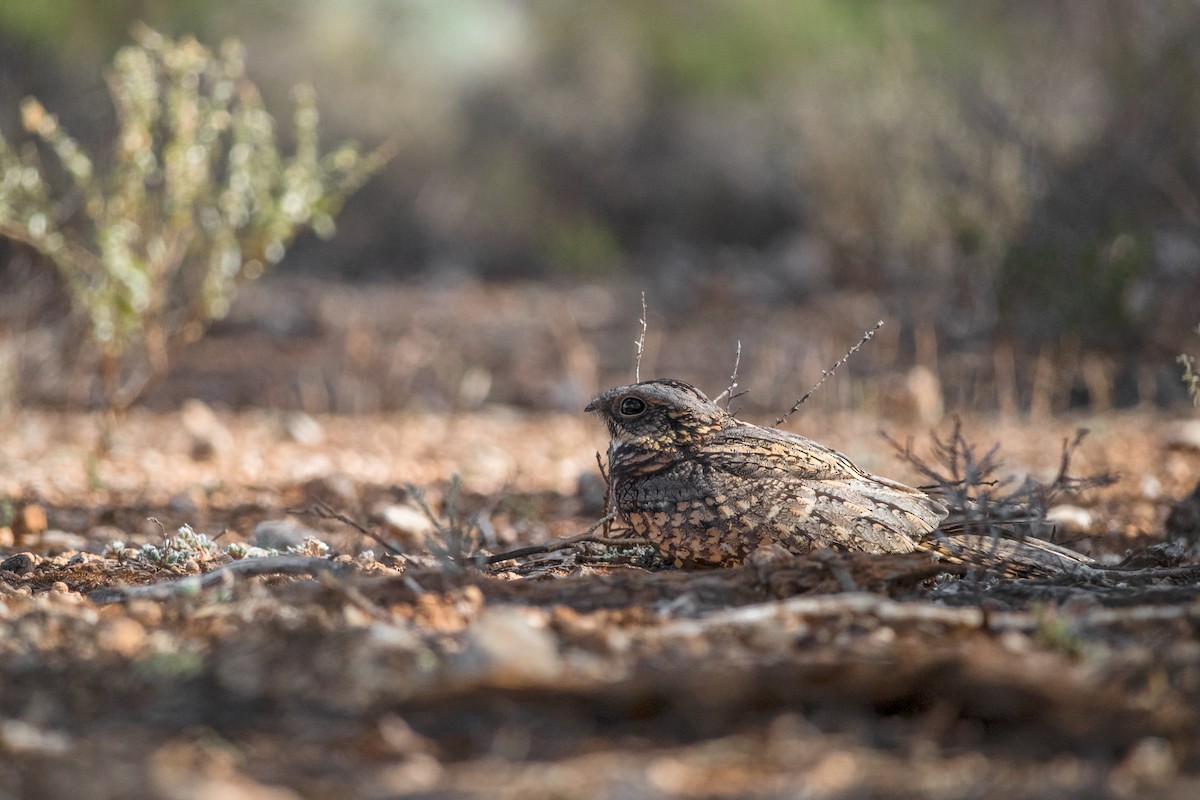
[587,379,1095,575]
[586,379,947,567]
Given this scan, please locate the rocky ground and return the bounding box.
[1,402,1200,799]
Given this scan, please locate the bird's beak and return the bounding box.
[584,398,599,413]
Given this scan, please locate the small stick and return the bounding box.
[1051,429,1089,489]
[404,484,443,530]
[293,500,404,556]
[484,513,643,565]
[635,291,647,382]
[713,340,744,413]
[774,320,884,427]
[596,451,613,538]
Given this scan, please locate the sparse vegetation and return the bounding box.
[406,476,485,570]
[0,25,392,407]
[887,421,1117,543]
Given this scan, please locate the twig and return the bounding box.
[484,513,644,565]
[774,320,884,427]
[406,484,442,530]
[1053,430,1087,488]
[1040,429,1115,501]
[713,340,746,414]
[292,500,404,556]
[635,291,647,382]
[596,451,613,538]
[90,556,350,604]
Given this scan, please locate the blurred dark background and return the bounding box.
[1,0,1199,415]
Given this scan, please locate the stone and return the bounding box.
[252,518,318,551]
[0,552,40,574]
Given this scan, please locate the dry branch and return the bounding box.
[774,320,884,427]
[482,513,638,565]
[713,340,745,414]
[634,291,647,382]
[293,500,404,556]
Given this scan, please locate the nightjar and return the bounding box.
[586,378,948,567]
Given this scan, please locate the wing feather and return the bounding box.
[695,423,947,553]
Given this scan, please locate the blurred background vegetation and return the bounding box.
[1,0,1198,413]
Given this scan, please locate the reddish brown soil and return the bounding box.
[2,404,1200,798]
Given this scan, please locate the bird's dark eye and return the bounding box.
[619,396,646,416]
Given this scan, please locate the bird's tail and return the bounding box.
[917,525,1095,578]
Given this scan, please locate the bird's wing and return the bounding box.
[694,424,947,553]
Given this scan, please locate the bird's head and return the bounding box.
[585,379,729,470]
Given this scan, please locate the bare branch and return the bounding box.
[483,513,642,565]
[774,320,884,427]
[713,340,745,414]
[292,500,404,556]
[635,291,647,382]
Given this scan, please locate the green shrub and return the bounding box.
[0,25,392,407]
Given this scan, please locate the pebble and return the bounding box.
[252,518,318,551]
[38,529,89,553]
[454,606,561,688]
[1164,419,1200,451]
[379,504,435,544]
[300,473,358,507]
[1139,474,1162,500]
[0,719,71,756]
[98,617,147,657]
[284,411,325,445]
[1118,737,1177,783]
[125,600,164,627]
[180,398,233,460]
[12,503,48,541]
[0,552,40,574]
[167,491,201,515]
[1045,504,1093,534]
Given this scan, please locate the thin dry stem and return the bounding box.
[713,340,745,414]
[635,291,647,382]
[774,320,884,427]
[294,500,403,556]
[484,513,637,565]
